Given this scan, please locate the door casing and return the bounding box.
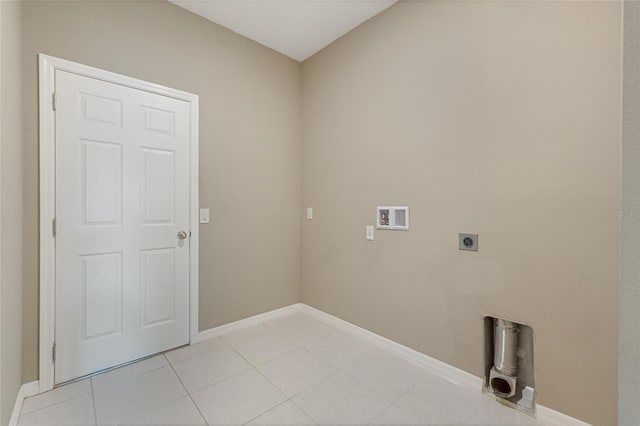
[38,54,200,393]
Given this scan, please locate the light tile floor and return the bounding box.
[19,312,557,425]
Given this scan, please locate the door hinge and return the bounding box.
[52,218,57,238]
[52,93,57,111]
[52,342,56,363]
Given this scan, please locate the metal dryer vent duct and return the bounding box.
[494,318,518,376]
[490,318,519,398]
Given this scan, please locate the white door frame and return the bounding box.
[38,54,200,393]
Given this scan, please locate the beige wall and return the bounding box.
[1,1,24,425]
[8,1,624,424]
[301,2,621,425]
[619,1,640,424]
[20,0,302,383]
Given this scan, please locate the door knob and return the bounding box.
[177,231,188,240]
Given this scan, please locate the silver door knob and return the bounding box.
[177,231,188,240]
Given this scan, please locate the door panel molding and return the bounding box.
[38,54,199,393]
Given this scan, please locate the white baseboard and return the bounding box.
[299,304,591,426]
[536,405,591,426]
[173,302,589,426]
[193,303,303,343]
[8,381,39,426]
[300,304,483,390]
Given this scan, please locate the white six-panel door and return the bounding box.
[54,70,191,384]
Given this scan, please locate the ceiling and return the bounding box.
[169,0,397,62]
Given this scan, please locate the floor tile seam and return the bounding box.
[185,361,258,397]
[169,345,240,370]
[286,368,344,416]
[260,318,292,338]
[251,361,290,402]
[227,324,302,358]
[90,375,99,426]
[18,389,94,419]
[299,333,377,371]
[251,345,304,368]
[300,327,482,410]
[162,353,209,426]
[259,358,343,402]
[239,398,292,426]
[20,378,92,414]
[218,321,273,347]
[220,329,305,369]
[192,362,288,426]
[327,362,410,415]
[100,382,188,425]
[259,316,330,346]
[364,401,396,426]
[92,362,170,393]
[96,354,187,425]
[299,344,348,372]
[166,340,231,365]
[224,340,266,371]
[287,396,320,425]
[364,377,426,426]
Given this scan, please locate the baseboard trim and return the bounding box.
[299,304,591,426]
[536,405,591,426]
[8,381,39,426]
[300,304,482,389]
[175,302,588,425]
[193,303,303,343]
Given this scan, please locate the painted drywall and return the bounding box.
[619,1,640,424]
[1,1,3,420]
[1,1,24,425]
[20,0,302,382]
[301,2,621,425]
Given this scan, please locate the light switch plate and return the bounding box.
[199,208,210,224]
[366,225,374,241]
[306,207,313,220]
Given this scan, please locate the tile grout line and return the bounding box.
[267,346,341,401]
[259,316,358,424]
[36,311,544,426]
[289,314,412,425]
[91,358,168,393]
[287,397,319,425]
[90,378,98,426]
[220,321,300,367]
[285,371,341,425]
[248,356,323,425]
[166,338,230,365]
[363,375,424,426]
[240,398,291,426]
[222,319,320,424]
[163,353,210,426]
[190,330,292,425]
[25,314,398,425]
[116,367,190,425]
[17,383,93,418]
[107,359,200,426]
[297,314,427,417]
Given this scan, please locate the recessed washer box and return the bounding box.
[377,206,409,230]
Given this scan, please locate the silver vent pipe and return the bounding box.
[494,318,519,376]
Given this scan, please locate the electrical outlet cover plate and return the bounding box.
[459,233,478,251]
